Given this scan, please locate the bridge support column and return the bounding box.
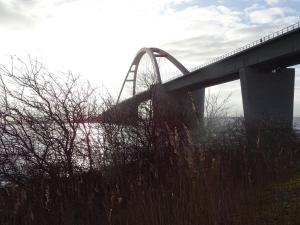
[153,86,204,144]
[172,89,205,143]
[240,67,295,132]
[191,89,205,123]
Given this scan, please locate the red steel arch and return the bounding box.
[117,47,189,103]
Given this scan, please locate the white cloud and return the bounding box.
[246,6,291,24]
[162,4,297,69]
[265,0,286,6]
[0,1,38,29]
[161,5,244,66]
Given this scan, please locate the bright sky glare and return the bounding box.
[0,0,299,115]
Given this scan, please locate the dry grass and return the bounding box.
[0,62,299,225]
[0,116,299,225]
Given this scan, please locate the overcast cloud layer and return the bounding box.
[0,0,299,115]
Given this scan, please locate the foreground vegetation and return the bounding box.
[0,59,299,225]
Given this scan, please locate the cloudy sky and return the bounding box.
[0,0,299,115]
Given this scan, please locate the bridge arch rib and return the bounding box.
[117,47,190,103]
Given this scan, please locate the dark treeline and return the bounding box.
[0,59,299,225]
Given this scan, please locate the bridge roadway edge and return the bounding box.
[164,28,300,92]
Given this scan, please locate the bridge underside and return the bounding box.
[101,86,205,130]
[103,66,295,140]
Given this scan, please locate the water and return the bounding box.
[294,117,300,135]
[211,117,300,137]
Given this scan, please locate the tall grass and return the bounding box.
[1,108,299,225]
[0,63,299,225]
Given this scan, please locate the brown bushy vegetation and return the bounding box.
[0,59,299,225]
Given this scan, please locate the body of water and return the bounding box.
[294,117,300,134]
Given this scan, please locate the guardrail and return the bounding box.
[165,21,300,82]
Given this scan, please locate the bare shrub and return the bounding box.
[0,57,103,183]
[0,58,299,225]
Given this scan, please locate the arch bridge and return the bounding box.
[102,22,300,133]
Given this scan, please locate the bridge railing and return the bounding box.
[166,21,300,82]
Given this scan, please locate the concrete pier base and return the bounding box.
[191,89,205,124]
[240,67,295,131]
[152,86,205,143]
[172,90,204,129]
[172,88,205,143]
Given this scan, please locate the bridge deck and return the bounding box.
[165,22,300,92]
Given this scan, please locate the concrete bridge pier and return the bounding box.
[240,67,295,136]
[152,86,205,143]
[191,89,205,123]
[172,89,205,143]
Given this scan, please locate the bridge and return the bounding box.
[101,22,300,133]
